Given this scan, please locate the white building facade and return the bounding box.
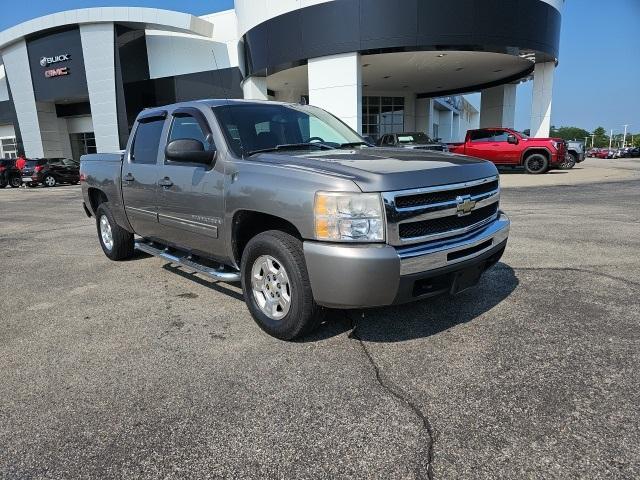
[0,1,562,159]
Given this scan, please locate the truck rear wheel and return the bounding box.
[241,230,323,340]
[96,203,134,261]
[524,153,549,174]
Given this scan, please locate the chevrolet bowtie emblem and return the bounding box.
[456,195,476,216]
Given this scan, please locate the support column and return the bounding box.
[438,110,454,143]
[480,84,516,128]
[415,98,432,135]
[403,93,416,132]
[242,76,268,100]
[530,62,555,138]
[35,102,68,158]
[3,40,44,157]
[80,23,120,153]
[308,52,362,133]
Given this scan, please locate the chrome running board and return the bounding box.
[135,240,241,283]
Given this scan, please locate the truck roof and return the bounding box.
[138,98,294,119]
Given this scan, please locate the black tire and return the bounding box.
[8,176,22,188]
[43,175,57,187]
[241,230,323,340]
[524,153,549,174]
[0,181,6,188]
[95,203,134,261]
[560,152,577,170]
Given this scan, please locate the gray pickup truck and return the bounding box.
[80,100,510,340]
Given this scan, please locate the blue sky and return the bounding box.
[1,0,638,134]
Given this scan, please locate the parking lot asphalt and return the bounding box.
[1,159,639,479]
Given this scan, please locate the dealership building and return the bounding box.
[0,0,562,160]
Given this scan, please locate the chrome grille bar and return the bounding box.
[383,175,501,246]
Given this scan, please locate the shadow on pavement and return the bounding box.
[306,262,519,343]
[161,263,245,301]
[498,168,568,175]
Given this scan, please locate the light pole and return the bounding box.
[622,124,629,148]
[609,129,613,149]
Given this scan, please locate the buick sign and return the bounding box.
[40,54,71,67]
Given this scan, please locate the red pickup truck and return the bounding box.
[449,128,567,174]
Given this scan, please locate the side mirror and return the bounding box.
[507,134,518,145]
[165,139,215,165]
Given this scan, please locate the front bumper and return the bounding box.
[304,213,510,308]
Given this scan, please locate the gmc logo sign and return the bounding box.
[40,54,71,67]
[45,67,69,78]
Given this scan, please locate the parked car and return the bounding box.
[0,159,22,188]
[80,99,510,340]
[626,147,640,158]
[563,140,586,169]
[448,128,567,174]
[23,158,80,187]
[593,149,614,159]
[376,132,449,152]
[587,148,600,158]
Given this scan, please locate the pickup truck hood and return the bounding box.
[251,147,497,192]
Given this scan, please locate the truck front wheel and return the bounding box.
[524,153,549,174]
[96,203,134,261]
[241,230,323,340]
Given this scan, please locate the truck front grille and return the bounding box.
[382,176,500,246]
[398,204,498,239]
[395,179,499,209]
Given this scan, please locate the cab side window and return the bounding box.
[132,119,165,164]
[470,130,492,142]
[492,130,509,142]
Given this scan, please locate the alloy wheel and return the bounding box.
[99,215,114,251]
[250,255,292,320]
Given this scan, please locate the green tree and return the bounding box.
[551,126,591,141]
[592,127,608,148]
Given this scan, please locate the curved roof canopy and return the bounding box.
[0,7,213,50]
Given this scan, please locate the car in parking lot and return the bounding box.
[23,158,80,187]
[564,140,585,169]
[448,127,567,174]
[0,159,22,188]
[593,149,614,159]
[376,132,449,152]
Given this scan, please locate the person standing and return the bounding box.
[15,155,26,171]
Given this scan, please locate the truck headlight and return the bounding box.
[314,192,385,242]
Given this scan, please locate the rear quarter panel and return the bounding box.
[80,153,132,231]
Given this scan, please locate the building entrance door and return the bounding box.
[69,132,96,161]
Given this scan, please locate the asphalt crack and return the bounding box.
[344,312,436,480]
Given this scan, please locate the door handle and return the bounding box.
[158,177,173,188]
[123,173,135,182]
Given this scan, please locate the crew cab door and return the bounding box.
[121,112,165,238]
[489,129,521,164]
[156,107,224,258]
[465,129,495,160]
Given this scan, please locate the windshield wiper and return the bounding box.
[245,142,335,157]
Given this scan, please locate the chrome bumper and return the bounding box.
[398,213,510,275]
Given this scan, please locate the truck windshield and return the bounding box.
[213,103,365,157]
